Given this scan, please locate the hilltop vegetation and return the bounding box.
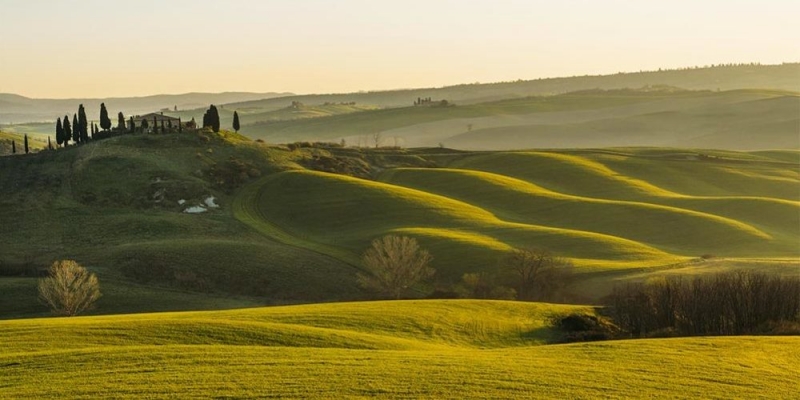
[0,300,797,398]
[0,130,797,318]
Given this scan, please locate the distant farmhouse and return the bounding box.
[129,112,192,132]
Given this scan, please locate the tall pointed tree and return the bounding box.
[48,136,53,150]
[11,140,16,154]
[211,105,220,132]
[117,112,125,131]
[153,116,158,134]
[24,134,29,154]
[78,104,88,140]
[178,117,182,133]
[232,111,240,132]
[129,116,135,133]
[63,115,72,145]
[99,103,111,131]
[73,114,80,144]
[56,118,64,147]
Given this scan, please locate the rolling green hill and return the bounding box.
[0,133,797,318]
[1,300,797,399]
[0,130,48,154]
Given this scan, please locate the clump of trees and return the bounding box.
[454,272,516,300]
[608,271,800,337]
[203,105,221,132]
[38,260,102,316]
[357,235,435,299]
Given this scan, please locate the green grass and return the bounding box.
[0,300,797,399]
[0,132,797,317]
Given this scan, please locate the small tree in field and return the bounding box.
[38,260,102,316]
[357,235,434,299]
[504,248,573,301]
[232,111,240,132]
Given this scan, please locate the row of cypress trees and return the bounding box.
[54,103,125,147]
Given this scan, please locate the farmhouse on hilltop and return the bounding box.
[130,112,181,129]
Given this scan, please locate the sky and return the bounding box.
[0,0,797,98]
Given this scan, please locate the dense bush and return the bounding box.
[608,271,800,337]
[553,313,620,343]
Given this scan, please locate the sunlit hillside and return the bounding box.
[1,300,797,399]
[1,132,796,318]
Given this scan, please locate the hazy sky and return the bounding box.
[0,0,797,98]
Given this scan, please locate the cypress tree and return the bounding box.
[129,116,135,133]
[168,119,173,131]
[81,121,89,143]
[153,116,158,134]
[99,103,111,131]
[11,140,16,154]
[73,114,80,144]
[232,111,240,132]
[117,112,125,131]
[56,118,64,147]
[211,105,220,133]
[78,104,88,140]
[161,120,165,133]
[48,136,52,150]
[24,134,29,154]
[142,118,149,131]
[178,117,182,133]
[63,115,72,145]
[202,104,220,132]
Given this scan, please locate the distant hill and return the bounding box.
[223,63,800,113]
[240,88,800,150]
[0,92,292,124]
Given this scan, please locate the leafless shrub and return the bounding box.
[357,235,434,299]
[503,248,574,301]
[38,260,102,316]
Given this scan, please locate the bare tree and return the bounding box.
[357,235,434,299]
[503,248,573,301]
[38,260,102,316]
[372,132,383,148]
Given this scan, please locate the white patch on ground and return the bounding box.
[178,199,186,205]
[204,196,219,208]
[183,206,207,214]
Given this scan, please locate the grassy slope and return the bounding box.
[1,133,797,317]
[0,130,48,154]
[0,132,361,318]
[1,300,797,399]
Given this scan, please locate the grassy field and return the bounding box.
[0,300,797,399]
[0,132,797,318]
[0,129,49,154]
